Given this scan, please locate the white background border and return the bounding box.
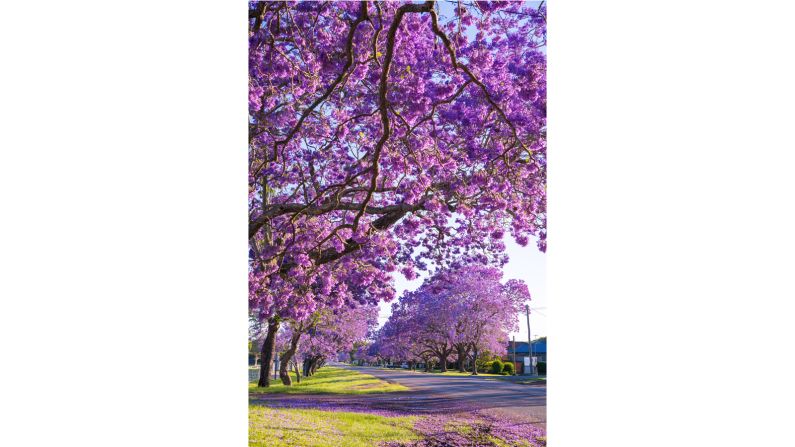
[1,1,794,446]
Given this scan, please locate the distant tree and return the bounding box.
[375,265,530,375]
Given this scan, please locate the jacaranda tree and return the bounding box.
[249,1,546,385]
[375,265,530,374]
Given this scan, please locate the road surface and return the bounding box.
[252,365,546,428]
[352,366,546,427]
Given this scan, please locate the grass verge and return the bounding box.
[249,405,418,447]
[249,366,408,395]
[366,366,504,377]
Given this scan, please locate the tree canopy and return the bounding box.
[249,0,546,385]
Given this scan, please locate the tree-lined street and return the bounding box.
[249,0,546,444]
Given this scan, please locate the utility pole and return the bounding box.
[526,304,534,376]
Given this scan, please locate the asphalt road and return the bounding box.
[348,366,546,427]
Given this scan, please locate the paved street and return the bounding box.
[251,365,546,428]
[353,366,546,427]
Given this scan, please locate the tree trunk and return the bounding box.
[471,347,479,375]
[457,346,466,372]
[257,318,280,387]
[279,331,302,385]
[293,360,301,383]
[309,358,320,375]
[440,355,448,372]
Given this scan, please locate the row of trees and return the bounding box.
[369,265,529,375]
[251,303,379,385]
[249,1,546,386]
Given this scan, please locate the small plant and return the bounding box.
[537,361,546,375]
[490,359,504,374]
[478,360,493,373]
[502,362,515,375]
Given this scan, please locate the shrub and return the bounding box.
[537,361,546,375]
[490,359,504,374]
[479,360,493,373]
[502,362,515,375]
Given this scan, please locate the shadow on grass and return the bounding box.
[249,366,409,395]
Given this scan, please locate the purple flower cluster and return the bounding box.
[249,1,547,341]
[253,398,546,447]
[381,411,546,447]
[371,265,531,369]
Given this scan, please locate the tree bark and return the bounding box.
[457,345,467,372]
[257,318,280,387]
[279,331,302,385]
[310,358,321,375]
[440,355,448,372]
[293,360,301,383]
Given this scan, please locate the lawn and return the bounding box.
[509,378,547,385]
[249,405,418,447]
[249,366,408,395]
[428,370,503,377]
[369,366,503,377]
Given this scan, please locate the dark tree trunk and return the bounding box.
[440,355,448,372]
[279,331,302,385]
[309,358,320,375]
[457,346,467,372]
[257,318,280,387]
[293,361,301,383]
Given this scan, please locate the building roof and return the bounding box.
[507,340,546,355]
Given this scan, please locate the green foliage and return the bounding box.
[490,359,504,375]
[502,362,515,374]
[537,361,546,375]
[478,360,493,373]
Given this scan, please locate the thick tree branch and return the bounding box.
[265,1,370,164]
[352,1,435,231]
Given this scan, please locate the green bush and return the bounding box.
[490,359,504,374]
[537,361,546,375]
[502,362,515,375]
[479,360,493,373]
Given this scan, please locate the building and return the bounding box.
[506,339,546,374]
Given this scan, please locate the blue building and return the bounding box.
[506,339,546,374]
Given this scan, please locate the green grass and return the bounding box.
[429,370,503,377]
[511,378,547,385]
[371,367,503,377]
[249,405,418,447]
[249,366,408,395]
